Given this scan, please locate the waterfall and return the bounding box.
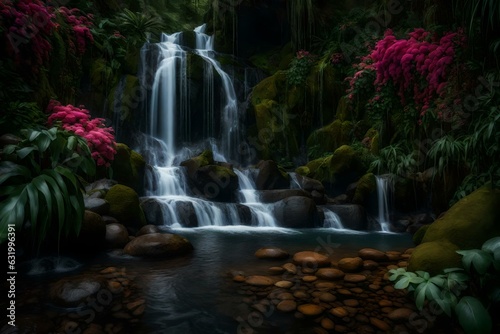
[322,209,344,229]
[375,176,392,232]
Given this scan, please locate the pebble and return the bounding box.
[282,263,298,274]
[245,275,275,286]
[343,299,359,307]
[316,268,345,280]
[233,275,245,282]
[298,304,324,317]
[358,248,388,262]
[302,275,318,282]
[275,280,294,288]
[293,251,330,267]
[388,308,414,322]
[321,317,335,330]
[269,266,285,275]
[255,247,289,259]
[319,292,336,302]
[344,274,367,283]
[277,300,297,312]
[369,317,391,331]
[330,307,349,318]
[337,257,363,272]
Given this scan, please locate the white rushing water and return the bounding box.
[322,209,344,229]
[376,176,392,232]
[141,25,276,228]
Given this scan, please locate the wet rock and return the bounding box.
[269,266,286,275]
[319,292,336,302]
[321,204,367,230]
[124,233,193,258]
[259,189,312,203]
[255,160,290,190]
[50,275,107,307]
[255,247,289,259]
[370,317,390,331]
[344,274,366,283]
[337,257,363,272]
[302,275,318,282]
[358,248,389,262]
[245,275,275,286]
[274,196,319,228]
[275,281,294,288]
[85,198,110,215]
[293,251,330,267]
[140,198,166,226]
[298,304,324,317]
[277,300,297,312]
[388,308,414,322]
[316,268,345,280]
[105,223,129,248]
[321,317,335,330]
[136,224,161,236]
[330,307,349,318]
[362,260,379,270]
[283,263,298,274]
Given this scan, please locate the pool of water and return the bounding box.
[88,227,414,333]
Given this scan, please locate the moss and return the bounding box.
[413,225,430,245]
[336,96,351,121]
[330,145,356,174]
[407,241,462,275]
[305,155,333,183]
[370,133,380,154]
[105,184,146,228]
[422,185,500,249]
[110,143,145,192]
[251,72,284,106]
[352,173,376,204]
[250,44,294,74]
[295,166,310,176]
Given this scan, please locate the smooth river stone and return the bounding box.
[362,260,379,270]
[293,251,330,267]
[358,248,389,262]
[330,307,349,318]
[245,275,275,286]
[337,257,364,272]
[277,292,294,300]
[316,268,345,280]
[319,292,336,302]
[344,274,367,283]
[302,275,318,282]
[370,317,391,331]
[255,247,289,259]
[275,280,294,288]
[269,266,285,275]
[297,304,324,317]
[277,300,297,312]
[282,263,298,274]
[388,308,415,322]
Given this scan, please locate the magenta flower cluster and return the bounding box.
[47,100,116,167]
[0,0,55,70]
[57,6,94,54]
[347,28,466,123]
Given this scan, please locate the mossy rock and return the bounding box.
[306,120,348,159]
[250,44,293,74]
[330,145,356,174]
[180,150,214,178]
[352,173,376,204]
[105,185,146,229]
[422,185,500,249]
[295,166,310,176]
[412,225,430,246]
[110,143,145,192]
[335,96,351,121]
[407,241,462,275]
[251,71,287,106]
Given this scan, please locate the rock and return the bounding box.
[136,225,161,237]
[105,185,146,228]
[124,233,193,258]
[274,196,319,228]
[412,225,430,245]
[293,251,330,267]
[85,179,117,195]
[330,307,349,318]
[68,211,106,250]
[388,308,414,322]
[337,257,363,272]
[175,201,199,227]
[269,267,285,275]
[84,198,110,215]
[316,268,345,280]
[277,292,294,300]
[321,318,335,330]
[259,189,312,203]
[343,299,359,307]
[293,174,325,193]
[233,275,245,282]
[344,274,366,283]
[352,173,376,204]
[255,247,289,259]
[50,275,107,307]
[277,300,297,312]
[245,275,275,286]
[407,240,462,275]
[306,120,352,159]
[275,281,294,288]
[297,304,324,317]
[102,215,119,224]
[302,275,318,282]
[421,185,500,249]
[140,198,165,226]
[363,260,379,270]
[255,160,290,190]
[319,292,336,302]
[358,248,389,262]
[370,317,390,331]
[105,223,129,248]
[321,205,367,230]
[110,143,145,192]
[283,263,298,274]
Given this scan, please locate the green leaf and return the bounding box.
[36,133,51,152]
[2,144,16,155]
[40,175,65,234]
[416,271,431,280]
[394,276,411,289]
[16,146,36,159]
[32,176,52,223]
[482,237,500,254]
[28,129,41,142]
[67,136,77,150]
[455,297,492,334]
[457,249,494,275]
[488,285,500,303]
[0,162,31,184]
[25,183,39,232]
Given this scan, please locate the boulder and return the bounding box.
[408,240,462,275]
[85,179,117,198]
[337,257,363,272]
[421,185,500,249]
[255,160,290,190]
[140,198,166,226]
[259,189,311,203]
[352,173,376,205]
[306,119,352,159]
[105,185,146,228]
[273,196,319,228]
[358,248,388,262]
[84,198,110,216]
[49,275,107,307]
[123,233,193,258]
[69,211,106,250]
[175,201,198,227]
[255,247,289,259]
[292,173,325,193]
[105,223,129,248]
[245,275,275,286]
[321,204,367,230]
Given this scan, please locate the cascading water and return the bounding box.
[375,176,392,232]
[322,209,344,229]
[139,25,276,228]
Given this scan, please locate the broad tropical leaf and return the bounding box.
[455,296,492,334]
